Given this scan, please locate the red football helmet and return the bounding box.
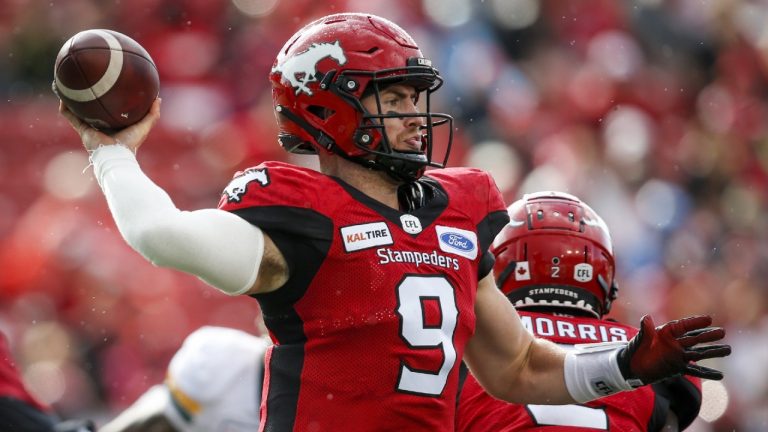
[491,192,618,318]
[270,13,453,182]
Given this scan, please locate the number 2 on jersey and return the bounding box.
[395,275,458,396]
[527,404,609,429]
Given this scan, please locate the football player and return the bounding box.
[1,330,57,431]
[1,331,95,432]
[457,192,706,431]
[100,326,268,432]
[60,12,730,431]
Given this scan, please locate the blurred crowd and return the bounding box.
[1,0,767,430]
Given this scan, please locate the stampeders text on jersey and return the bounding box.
[376,247,460,270]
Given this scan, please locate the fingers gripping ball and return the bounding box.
[53,29,160,132]
[617,315,732,386]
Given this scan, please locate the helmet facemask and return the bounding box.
[330,59,453,182]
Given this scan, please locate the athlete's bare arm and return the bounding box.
[247,233,288,294]
[464,273,574,404]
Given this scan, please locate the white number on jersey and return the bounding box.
[527,404,609,429]
[395,275,458,396]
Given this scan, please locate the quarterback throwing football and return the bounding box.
[61,13,730,431]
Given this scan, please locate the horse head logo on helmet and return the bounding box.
[271,41,347,96]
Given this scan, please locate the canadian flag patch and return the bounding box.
[515,261,531,281]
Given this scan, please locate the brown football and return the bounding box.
[53,29,159,132]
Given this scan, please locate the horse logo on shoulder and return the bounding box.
[272,41,346,96]
[223,168,270,203]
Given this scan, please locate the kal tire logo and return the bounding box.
[341,222,393,252]
[222,168,270,203]
[435,225,477,260]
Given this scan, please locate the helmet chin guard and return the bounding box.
[270,13,453,182]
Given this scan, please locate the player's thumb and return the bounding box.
[639,315,656,334]
[59,101,86,133]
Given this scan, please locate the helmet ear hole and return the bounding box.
[307,105,334,120]
[278,134,315,154]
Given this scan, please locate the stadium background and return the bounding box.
[1,0,766,430]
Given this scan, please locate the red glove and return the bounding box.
[617,315,731,387]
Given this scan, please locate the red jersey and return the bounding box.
[0,332,49,413]
[219,162,508,432]
[456,311,702,431]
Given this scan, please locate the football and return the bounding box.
[53,29,160,132]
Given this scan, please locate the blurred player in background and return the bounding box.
[1,330,57,431]
[457,191,705,431]
[1,331,94,432]
[60,12,729,431]
[99,326,268,432]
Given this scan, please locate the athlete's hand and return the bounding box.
[617,315,731,386]
[59,97,161,153]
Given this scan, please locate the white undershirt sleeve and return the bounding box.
[90,144,263,295]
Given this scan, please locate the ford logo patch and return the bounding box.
[439,232,475,252]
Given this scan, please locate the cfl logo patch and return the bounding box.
[574,263,593,282]
[400,214,422,234]
[592,379,615,396]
